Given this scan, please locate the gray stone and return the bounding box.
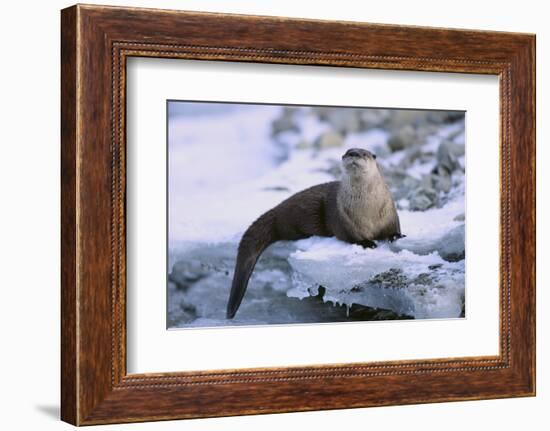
[386,111,430,129]
[379,165,420,200]
[454,213,465,222]
[426,111,464,124]
[397,147,423,169]
[314,131,345,149]
[169,259,209,290]
[167,282,197,326]
[436,141,461,173]
[282,106,300,117]
[388,125,417,152]
[437,224,465,262]
[325,109,361,134]
[419,174,434,189]
[368,268,408,289]
[262,186,291,192]
[271,115,299,136]
[431,170,453,193]
[380,167,421,201]
[408,187,439,211]
[311,106,331,121]
[358,109,391,130]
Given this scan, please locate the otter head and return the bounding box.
[342,148,378,177]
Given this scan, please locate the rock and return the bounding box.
[312,108,361,134]
[431,170,453,193]
[454,213,465,222]
[437,224,465,262]
[388,125,416,152]
[314,131,345,149]
[369,268,408,289]
[445,111,465,123]
[419,174,434,189]
[311,106,331,121]
[282,106,300,117]
[387,123,433,152]
[358,109,391,130]
[436,141,461,173]
[167,282,197,326]
[386,111,430,129]
[412,272,434,285]
[271,109,300,136]
[379,165,408,185]
[408,187,438,211]
[397,147,424,169]
[401,175,422,193]
[325,109,361,135]
[262,186,290,192]
[380,166,421,201]
[426,111,465,124]
[348,304,412,320]
[418,154,457,195]
[169,259,210,289]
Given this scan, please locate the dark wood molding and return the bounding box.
[60,5,78,425]
[61,4,535,425]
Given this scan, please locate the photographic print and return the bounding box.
[167,101,466,329]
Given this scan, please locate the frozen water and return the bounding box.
[287,238,464,319]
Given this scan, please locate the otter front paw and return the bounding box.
[358,239,377,249]
[389,233,406,242]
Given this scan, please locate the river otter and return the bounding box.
[226,148,403,319]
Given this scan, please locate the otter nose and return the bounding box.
[346,149,361,158]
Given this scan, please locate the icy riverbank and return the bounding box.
[167,103,466,328]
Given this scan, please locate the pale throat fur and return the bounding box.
[337,160,398,241]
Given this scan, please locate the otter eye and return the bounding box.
[372,154,377,159]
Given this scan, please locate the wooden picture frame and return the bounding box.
[61,4,535,425]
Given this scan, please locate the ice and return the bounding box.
[286,238,464,319]
[393,198,465,257]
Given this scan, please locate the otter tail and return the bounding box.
[226,212,278,319]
